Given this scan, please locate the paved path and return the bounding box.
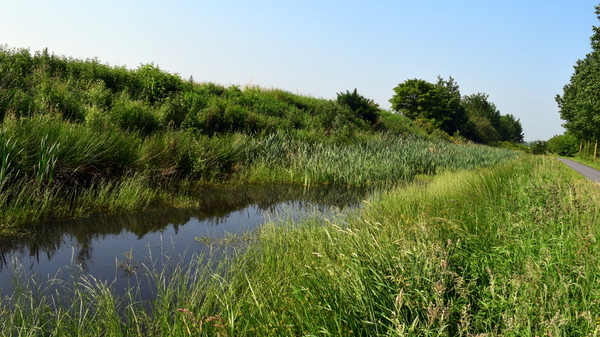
[556,158,600,183]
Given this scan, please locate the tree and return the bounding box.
[462,93,502,143]
[547,134,579,156]
[435,76,468,136]
[529,140,548,155]
[556,4,600,159]
[389,76,466,135]
[498,114,524,143]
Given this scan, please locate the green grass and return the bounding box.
[239,132,519,187]
[2,155,599,336]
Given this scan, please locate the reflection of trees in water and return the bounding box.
[0,184,372,270]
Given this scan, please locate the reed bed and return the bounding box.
[241,132,520,187]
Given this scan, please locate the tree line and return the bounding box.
[556,4,600,158]
[389,76,524,145]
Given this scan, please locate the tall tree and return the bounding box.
[498,114,524,143]
[556,4,600,158]
[389,76,466,135]
[462,93,502,143]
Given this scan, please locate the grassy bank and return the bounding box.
[2,155,599,336]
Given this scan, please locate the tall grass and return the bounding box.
[242,132,519,187]
[2,156,599,336]
[187,155,600,336]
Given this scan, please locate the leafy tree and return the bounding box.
[466,114,499,144]
[460,93,523,144]
[498,114,524,143]
[435,77,468,136]
[529,140,548,155]
[556,4,600,158]
[389,76,466,135]
[389,79,437,120]
[547,134,579,156]
[462,93,501,143]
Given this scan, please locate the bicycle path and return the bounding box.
[556,158,600,183]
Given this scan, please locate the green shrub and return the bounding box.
[336,88,380,125]
[129,63,183,104]
[547,134,579,156]
[495,141,529,152]
[183,97,249,134]
[109,93,162,134]
[34,76,86,122]
[528,140,548,155]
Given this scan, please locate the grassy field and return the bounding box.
[2,155,598,336]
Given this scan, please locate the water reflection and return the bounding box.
[0,184,371,295]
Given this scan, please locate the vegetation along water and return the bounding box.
[0,46,520,234]
[2,44,599,336]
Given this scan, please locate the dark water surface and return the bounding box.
[0,185,370,297]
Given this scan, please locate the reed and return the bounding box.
[241,132,519,187]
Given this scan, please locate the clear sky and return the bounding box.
[1,0,598,141]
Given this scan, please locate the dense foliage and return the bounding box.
[389,77,467,136]
[390,77,524,144]
[547,133,579,156]
[528,140,549,155]
[0,46,523,231]
[0,47,401,139]
[556,4,600,158]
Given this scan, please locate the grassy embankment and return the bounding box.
[2,155,599,336]
[0,47,519,233]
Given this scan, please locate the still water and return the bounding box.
[0,185,371,297]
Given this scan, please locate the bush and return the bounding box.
[528,140,548,155]
[547,134,579,157]
[336,89,380,125]
[109,93,162,134]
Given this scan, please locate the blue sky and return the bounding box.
[1,0,598,141]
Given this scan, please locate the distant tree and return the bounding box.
[466,115,499,144]
[389,76,466,135]
[498,114,524,143]
[462,93,501,143]
[556,4,600,159]
[435,77,468,136]
[389,79,437,120]
[529,140,548,155]
[547,134,579,156]
[336,89,379,125]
